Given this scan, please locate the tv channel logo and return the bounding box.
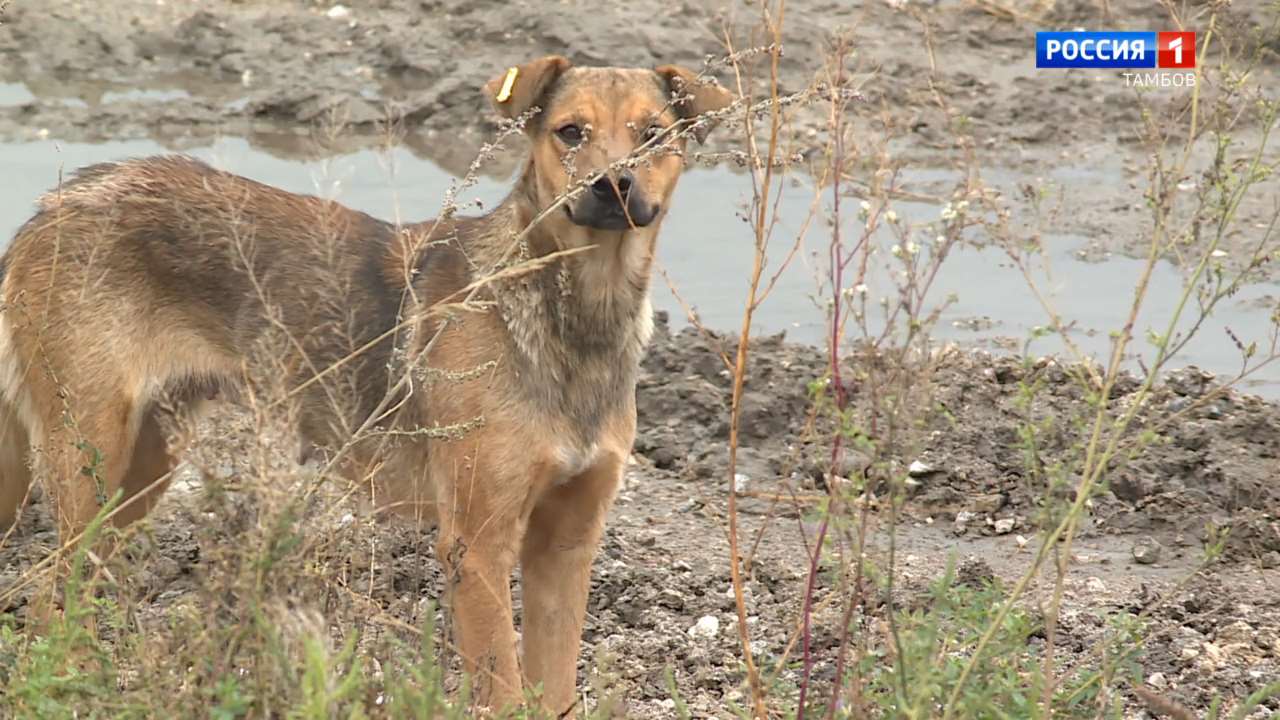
[1036,31,1195,69]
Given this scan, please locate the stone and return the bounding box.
[1131,537,1163,565]
[738,391,788,440]
[908,460,938,477]
[657,589,686,611]
[969,493,1005,514]
[688,615,720,639]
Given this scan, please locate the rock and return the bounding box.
[688,615,720,639]
[1131,537,1163,565]
[648,445,679,470]
[657,589,686,611]
[676,498,703,513]
[992,364,1019,384]
[836,451,871,478]
[1215,620,1254,646]
[993,517,1016,535]
[720,585,755,611]
[1110,472,1152,502]
[1200,641,1226,669]
[953,510,976,535]
[738,391,788,440]
[908,460,938,477]
[1085,577,1107,594]
[1146,672,1167,689]
[1166,367,1213,396]
[969,493,1005,514]
[326,5,351,19]
[733,473,750,494]
[1174,423,1210,451]
[957,556,995,587]
[1108,374,1140,397]
[1261,551,1280,569]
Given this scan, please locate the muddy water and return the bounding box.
[3,136,1278,397]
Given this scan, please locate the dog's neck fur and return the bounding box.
[465,164,658,441]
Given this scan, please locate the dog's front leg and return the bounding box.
[520,452,623,715]
[433,444,527,714]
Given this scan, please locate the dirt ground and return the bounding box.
[1,0,1279,717]
[1,315,1277,716]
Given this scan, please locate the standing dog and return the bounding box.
[0,56,732,713]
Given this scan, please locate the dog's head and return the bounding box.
[486,56,734,232]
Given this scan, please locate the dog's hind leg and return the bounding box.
[114,404,177,527]
[520,453,623,715]
[0,400,32,531]
[32,375,145,550]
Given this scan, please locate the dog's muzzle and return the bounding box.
[565,171,659,230]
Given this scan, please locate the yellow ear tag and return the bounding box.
[496,67,519,103]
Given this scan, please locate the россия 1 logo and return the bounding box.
[1036,31,1195,69]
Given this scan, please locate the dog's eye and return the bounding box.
[557,124,584,145]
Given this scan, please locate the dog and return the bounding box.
[0,56,732,714]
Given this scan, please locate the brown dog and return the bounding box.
[0,56,732,713]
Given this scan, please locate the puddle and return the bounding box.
[2,75,234,108]
[3,86,193,108]
[2,137,1277,397]
[100,88,193,104]
[0,83,36,106]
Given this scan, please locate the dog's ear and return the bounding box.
[485,55,572,121]
[655,65,735,144]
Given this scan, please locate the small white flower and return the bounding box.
[935,235,946,245]
[904,241,919,255]
[885,209,899,223]
[1210,249,1228,258]
[891,244,903,258]
[854,283,868,295]
[860,200,872,212]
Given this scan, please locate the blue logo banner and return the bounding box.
[1036,31,1157,68]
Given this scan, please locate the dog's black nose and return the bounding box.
[591,171,634,201]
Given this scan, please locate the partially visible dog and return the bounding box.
[0,56,732,713]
